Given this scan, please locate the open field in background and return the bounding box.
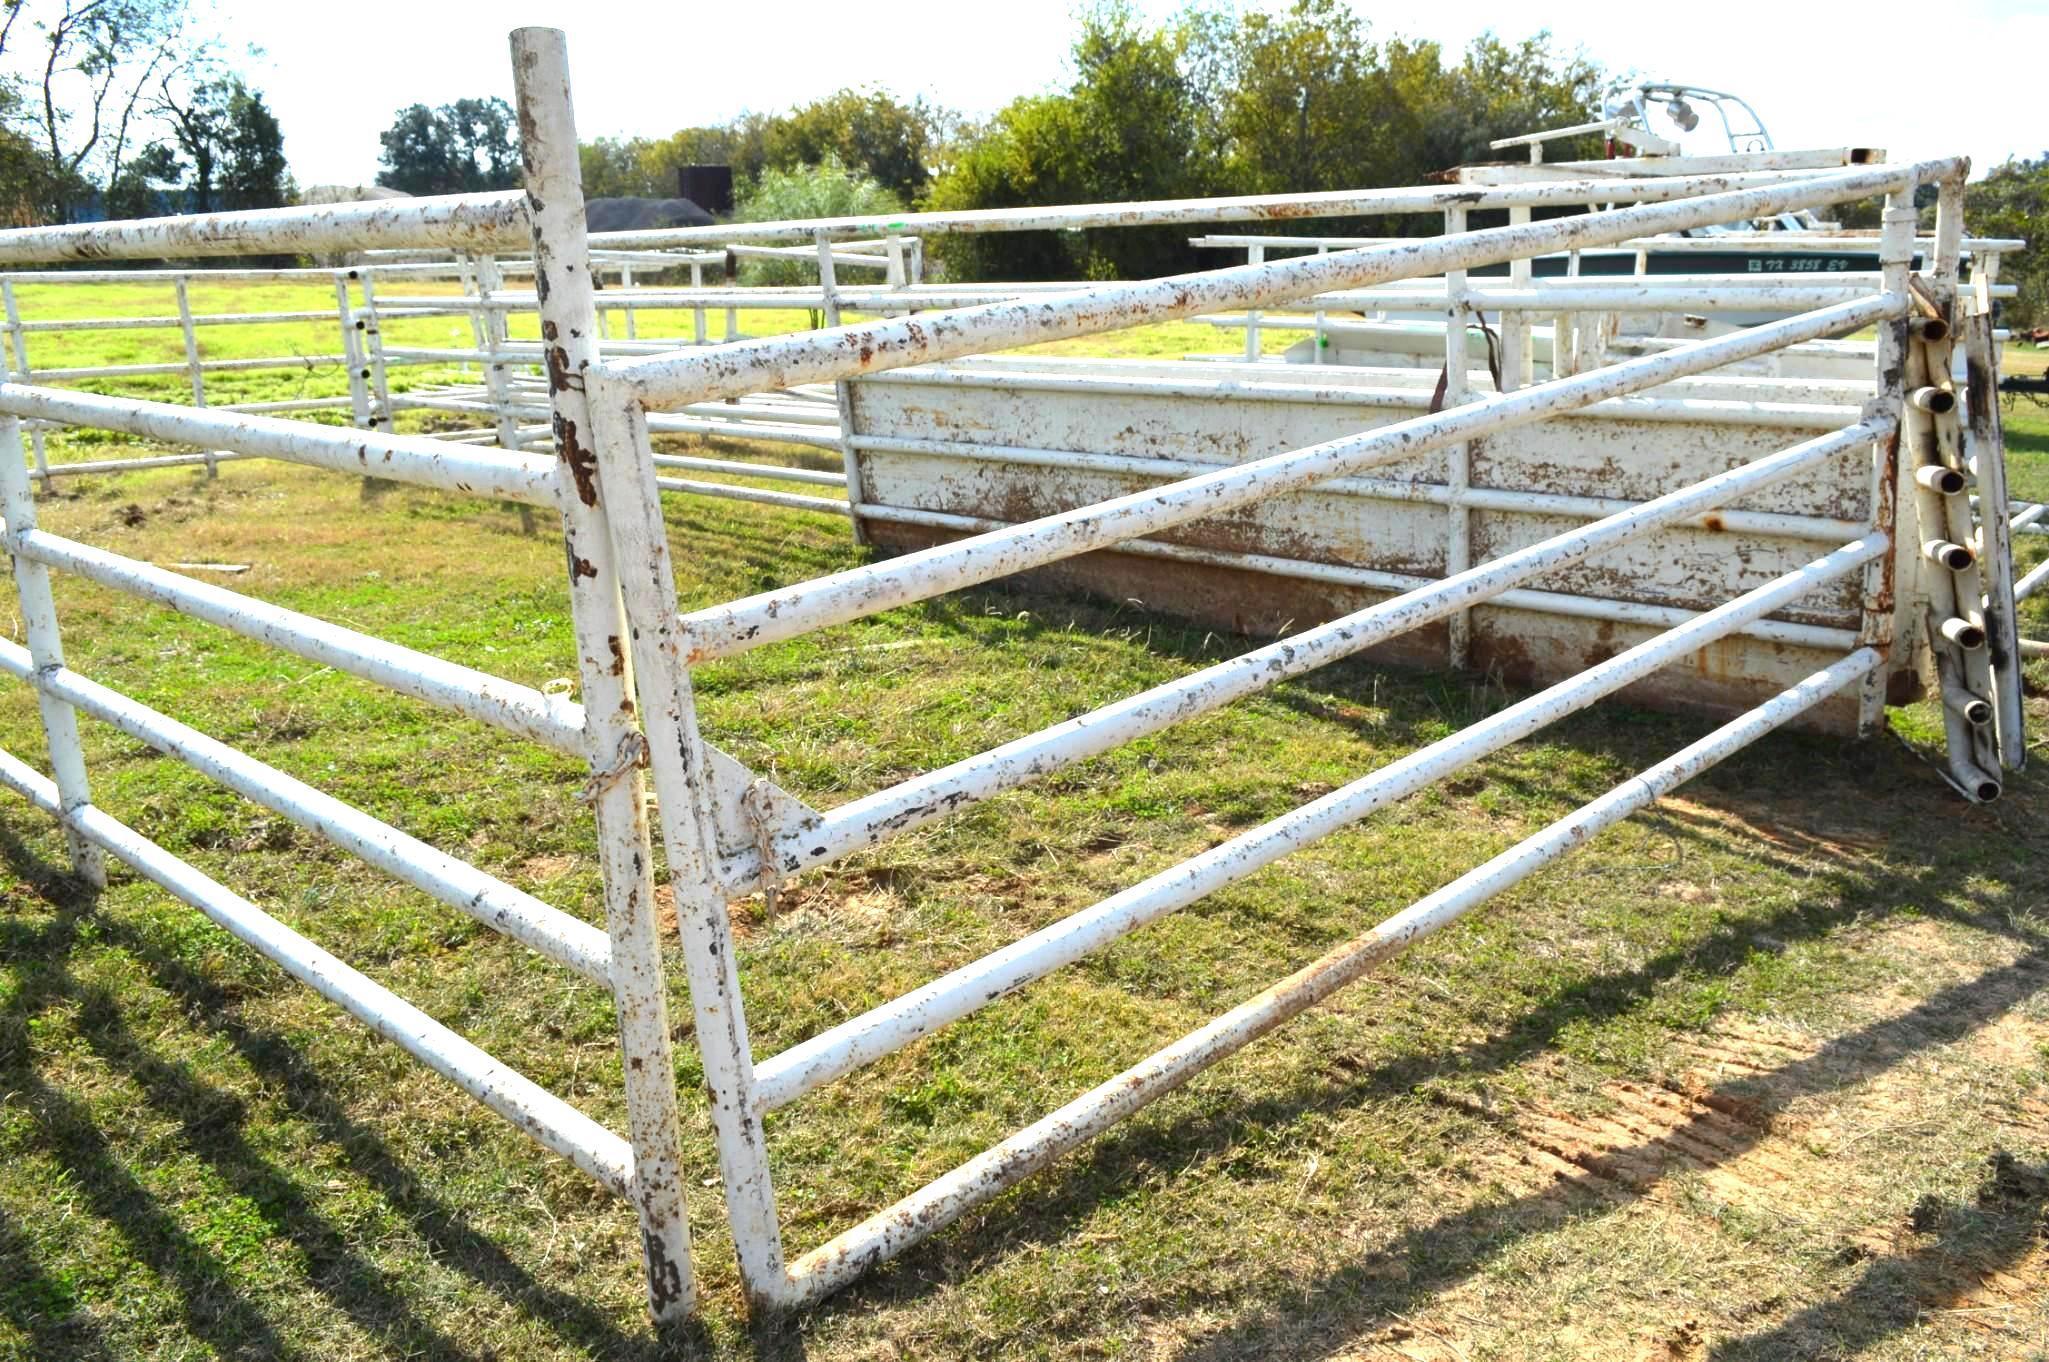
[0,280,2044,1361]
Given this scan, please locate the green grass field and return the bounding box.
[0,281,2044,1361]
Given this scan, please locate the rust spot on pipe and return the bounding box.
[557,417,601,506]
[608,635,626,676]
[642,1230,686,1315]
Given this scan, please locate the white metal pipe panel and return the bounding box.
[0,192,531,264]
[0,638,613,983]
[0,743,634,1196]
[751,535,1883,1109]
[781,647,1879,1302]
[2,527,585,752]
[609,159,1960,408]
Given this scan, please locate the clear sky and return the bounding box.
[215,0,2045,189]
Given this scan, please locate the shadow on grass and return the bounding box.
[1710,1151,2048,1360]
[783,721,2046,1352]
[0,824,717,1361]
[1155,946,2049,1361]
[2,654,2043,1360]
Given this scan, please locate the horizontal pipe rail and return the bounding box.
[0,743,633,1195]
[606,158,1960,407]
[0,526,585,752]
[750,533,1886,1109]
[2016,554,2049,604]
[0,192,531,264]
[779,646,1881,1302]
[673,293,1901,663]
[0,385,559,506]
[18,310,344,333]
[655,476,850,515]
[585,165,1937,249]
[847,436,1865,540]
[850,502,1863,651]
[0,639,612,983]
[26,355,350,380]
[854,370,1865,431]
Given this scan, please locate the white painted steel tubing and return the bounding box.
[31,451,261,476]
[0,192,531,264]
[848,502,1862,653]
[0,527,585,753]
[655,476,850,515]
[651,453,846,487]
[2016,555,2049,603]
[1314,286,1889,313]
[750,534,1885,1111]
[587,165,1933,250]
[0,638,613,984]
[0,743,634,1195]
[846,437,1863,541]
[0,385,559,506]
[28,355,350,380]
[676,294,1902,663]
[857,369,1864,431]
[609,159,1959,408]
[781,647,1880,1302]
[18,310,342,333]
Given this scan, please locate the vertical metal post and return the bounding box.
[817,230,868,544]
[585,374,792,1310]
[358,273,393,434]
[1501,207,1531,389]
[621,264,637,340]
[173,278,216,479]
[333,274,372,431]
[173,276,206,406]
[1963,304,2026,771]
[509,25,696,1323]
[4,281,50,486]
[1442,206,1472,669]
[459,254,489,381]
[0,417,103,886]
[1922,179,2001,784]
[1243,242,1264,361]
[474,255,522,452]
[1312,243,1328,364]
[689,263,706,345]
[1857,193,1918,733]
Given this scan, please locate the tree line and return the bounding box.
[0,0,291,224]
[575,2,1606,280]
[0,0,2038,323]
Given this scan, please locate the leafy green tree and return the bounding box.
[928,2,1603,280]
[376,96,520,195]
[734,155,900,286]
[1968,156,2047,327]
[0,0,213,221]
[153,76,287,213]
[765,88,934,203]
[1218,0,1383,196]
[927,2,1220,280]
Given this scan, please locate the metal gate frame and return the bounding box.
[503,29,2015,1314]
[0,22,2020,1326]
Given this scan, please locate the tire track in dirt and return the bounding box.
[1428,961,2048,1358]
